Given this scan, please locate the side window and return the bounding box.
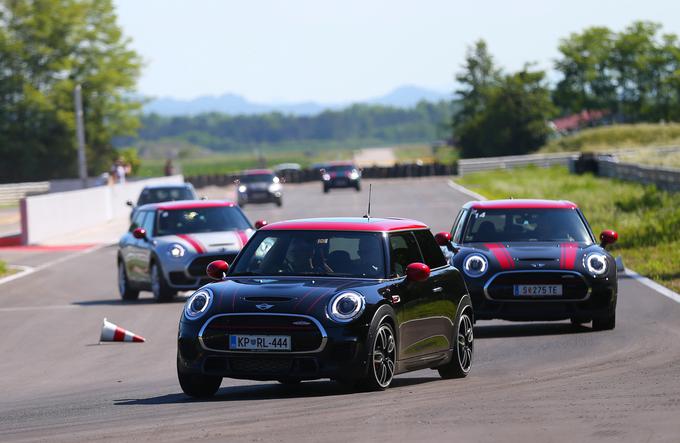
[388,232,423,278]
[414,230,447,268]
[129,211,147,232]
[141,211,155,236]
[452,210,468,243]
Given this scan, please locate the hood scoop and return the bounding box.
[244,296,295,303]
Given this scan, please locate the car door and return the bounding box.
[127,210,151,282]
[387,231,440,363]
[122,210,146,281]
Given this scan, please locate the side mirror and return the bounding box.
[405,262,431,282]
[600,230,618,247]
[126,200,134,207]
[434,232,453,247]
[206,260,229,280]
[255,220,268,229]
[132,227,147,240]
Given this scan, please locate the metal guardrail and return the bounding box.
[597,159,680,192]
[457,152,579,176]
[0,181,49,205]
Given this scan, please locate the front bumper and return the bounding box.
[237,190,281,204]
[323,177,360,189]
[177,314,370,381]
[162,253,238,290]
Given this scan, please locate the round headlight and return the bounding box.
[184,289,213,320]
[327,292,365,323]
[238,185,247,193]
[168,243,186,258]
[586,253,608,276]
[268,183,281,193]
[322,173,331,181]
[463,253,488,278]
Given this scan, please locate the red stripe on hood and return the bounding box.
[177,234,206,254]
[236,230,249,248]
[484,243,515,269]
[560,242,579,269]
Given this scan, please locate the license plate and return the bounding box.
[513,284,563,296]
[229,335,291,351]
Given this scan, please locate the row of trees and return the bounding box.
[454,21,680,158]
[0,0,141,182]
[134,101,455,153]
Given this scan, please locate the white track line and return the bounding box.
[447,178,680,304]
[625,268,680,304]
[0,244,108,287]
[447,179,487,201]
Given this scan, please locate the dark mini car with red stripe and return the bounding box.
[437,199,618,330]
[177,217,474,398]
[117,200,267,302]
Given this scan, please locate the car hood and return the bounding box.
[459,242,603,271]
[206,277,375,317]
[156,230,253,254]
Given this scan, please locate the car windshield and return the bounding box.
[240,174,276,184]
[462,208,593,244]
[326,165,355,173]
[137,187,194,205]
[155,207,251,236]
[231,230,385,278]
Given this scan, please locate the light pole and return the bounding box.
[74,84,88,188]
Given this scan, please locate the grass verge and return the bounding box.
[541,123,680,153]
[455,165,680,293]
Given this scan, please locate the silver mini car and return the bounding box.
[117,200,266,301]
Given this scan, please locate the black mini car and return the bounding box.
[321,162,361,193]
[437,199,618,330]
[177,217,473,397]
[236,169,283,207]
[126,183,198,221]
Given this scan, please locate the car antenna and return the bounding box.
[363,184,372,220]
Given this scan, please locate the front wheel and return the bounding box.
[118,260,139,301]
[151,262,175,302]
[357,321,396,391]
[177,370,222,398]
[592,312,616,331]
[276,197,282,207]
[438,307,473,379]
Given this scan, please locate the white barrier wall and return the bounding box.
[20,175,184,245]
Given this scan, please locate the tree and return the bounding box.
[0,0,142,182]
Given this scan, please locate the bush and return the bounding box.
[542,123,680,152]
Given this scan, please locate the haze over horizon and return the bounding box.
[114,0,680,104]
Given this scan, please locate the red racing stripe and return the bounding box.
[236,230,249,248]
[177,234,205,254]
[484,243,515,269]
[560,242,579,269]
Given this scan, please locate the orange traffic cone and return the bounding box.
[100,318,145,343]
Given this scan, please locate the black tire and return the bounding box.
[177,367,222,398]
[438,306,474,379]
[355,182,361,192]
[323,185,329,193]
[276,197,282,207]
[118,260,139,301]
[150,261,175,302]
[592,312,616,331]
[357,318,396,391]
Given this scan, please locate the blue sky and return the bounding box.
[114,0,680,103]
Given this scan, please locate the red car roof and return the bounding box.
[260,217,428,232]
[152,200,236,210]
[464,199,578,210]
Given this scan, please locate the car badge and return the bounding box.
[292,320,311,326]
[531,263,546,268]
[256,303,274,311]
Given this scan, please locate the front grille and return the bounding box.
[200,314,325,353]
[230,357,293,374]
[188,254,238,277]
[485,271,589,301]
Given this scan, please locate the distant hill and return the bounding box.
[143,85,450,116]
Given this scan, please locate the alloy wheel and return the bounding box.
[457,312,473,373]
[372,324,396,388]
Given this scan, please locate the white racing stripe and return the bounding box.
[447,178,680,305]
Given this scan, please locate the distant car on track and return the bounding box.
[176,217,474,397]
[437,199,618,330]
[127,183,198,221]
[321,162,361,193]
[117,200,266,302]
[236,169,283,207]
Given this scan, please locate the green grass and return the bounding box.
[0,260,7,278]
[393,144,459,164]
[456,165,680,293]
[617,150,680,169]
[541,123,680,153]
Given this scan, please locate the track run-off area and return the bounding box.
[1,177,680,442]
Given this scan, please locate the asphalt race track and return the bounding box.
[1,178,680,442]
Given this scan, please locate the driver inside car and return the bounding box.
[282,237,332,274]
